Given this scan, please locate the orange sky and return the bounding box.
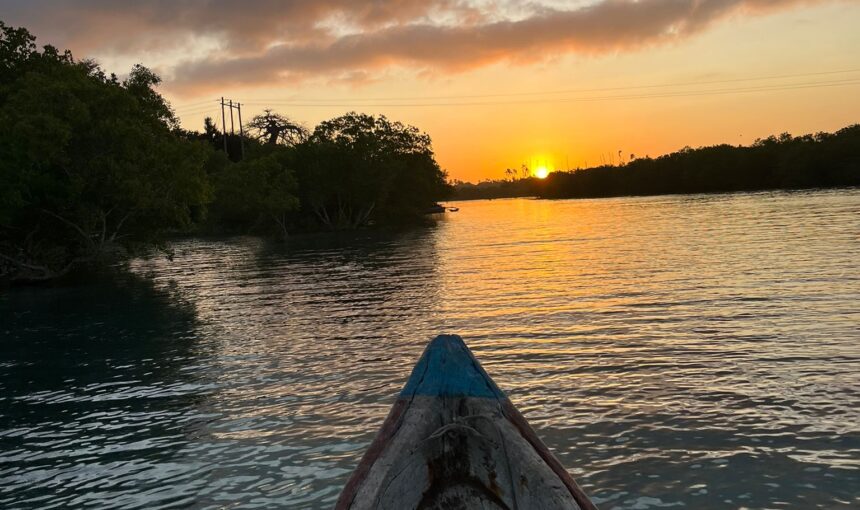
[5,0,860,182]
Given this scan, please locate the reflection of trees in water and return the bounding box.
[0,274,209,507]
[124,229,448,507]
[1,274,202,393]
[257,227,444,329]
[148,228,446,343]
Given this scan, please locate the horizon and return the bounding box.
[4,0,859,182]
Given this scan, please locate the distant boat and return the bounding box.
[336,335,598,509]
[447,207,459,212]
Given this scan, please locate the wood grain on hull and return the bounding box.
[337,335,598,510]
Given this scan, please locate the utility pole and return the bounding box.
[220,97,245,160]
[220,97,227,153]
[229,99,235,136]
[237,103,245,160]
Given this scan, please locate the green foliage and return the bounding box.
[295,112,452,229]
[208,148,299,238]
[0,22,210,281]
[452,127,860,201]
[0,22,453,281]
[123,64,178,129]
[198,111,451,235]
[539,128,860,200]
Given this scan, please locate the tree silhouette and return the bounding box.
[0,21,460,280]
[295,112,450,229]
[453,126,860,201]
[246,109,308,146]
[0,23,209,281]
[203,116,219,142]
[539,126,860,200]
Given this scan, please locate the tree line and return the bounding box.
[539,129,860,199]
[0,22,452,282]
[452,127,860,201]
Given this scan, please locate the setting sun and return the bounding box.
[535,166,550,179]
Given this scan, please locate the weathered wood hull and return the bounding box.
[337,335,598,510]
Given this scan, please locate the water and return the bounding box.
[2,189,859,509]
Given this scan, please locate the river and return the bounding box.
[2,189,859,509]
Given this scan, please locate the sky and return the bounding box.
[3,0,859,182]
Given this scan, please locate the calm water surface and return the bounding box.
[2,190,859,509]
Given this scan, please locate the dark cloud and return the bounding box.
[0,0,829,94]
[0,0,470,52]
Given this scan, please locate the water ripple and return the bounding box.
[2,189,859,509]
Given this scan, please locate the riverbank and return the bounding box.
[452,124,860,201]
[0,23,454,283]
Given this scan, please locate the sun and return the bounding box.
[534,166,550,179]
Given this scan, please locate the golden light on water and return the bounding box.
[535,166,550,179]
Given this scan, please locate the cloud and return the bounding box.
[0,0,470,53]
[1,0,830,95]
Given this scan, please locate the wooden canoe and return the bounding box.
[336,334,598,509]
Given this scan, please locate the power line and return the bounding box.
[170,99,214,109]
[172,99,218,110]
[170,67,860,112]
[173,100,220,114]
[237,78,860,108]
[248,67,860,104]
